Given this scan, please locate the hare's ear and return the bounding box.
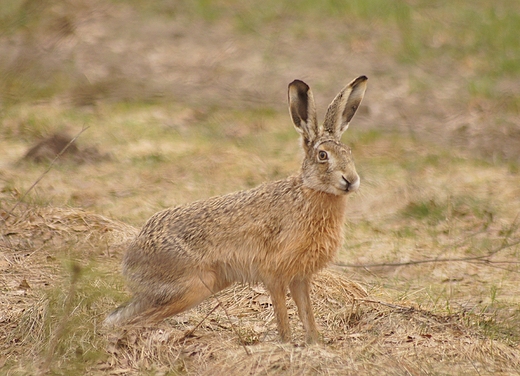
[288,80,319,145]
[323,76,368,139]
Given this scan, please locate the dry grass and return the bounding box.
[1,203,519,375]
[0,101,519,376]
[0,101,518,376]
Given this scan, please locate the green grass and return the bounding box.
[1,0,520,106]
[400,194,496,226]
[401,199,445,224]
[194,0,520,84]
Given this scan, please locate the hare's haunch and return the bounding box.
[106,76,368,344]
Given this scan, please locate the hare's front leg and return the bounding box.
[265,281,291,342]
[289,277,320,344]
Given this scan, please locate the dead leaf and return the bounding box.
[18,279,31,290]
[72,225,89,232]
[253,294,271,307]
[109,368,133,375]
[251,285,267,294]
[253,324,267,334]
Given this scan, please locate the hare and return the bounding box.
[105,76,368,344]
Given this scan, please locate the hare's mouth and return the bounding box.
[341,176,360,193]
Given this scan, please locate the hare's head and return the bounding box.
[288,76,368,196]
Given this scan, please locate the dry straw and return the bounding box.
[2,205,519,374]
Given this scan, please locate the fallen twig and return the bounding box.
[337,239,520,269]
[340,215,520,270]
[176,303,221,342]
[198,277,251,356]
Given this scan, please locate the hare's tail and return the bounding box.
[104,300,145,327]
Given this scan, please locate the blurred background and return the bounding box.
[1,0,520,161]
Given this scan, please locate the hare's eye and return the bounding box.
[318,150,328,161]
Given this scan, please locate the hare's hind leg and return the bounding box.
[289,278,320,344]
[107,270,229,326]
[143,270,230,323]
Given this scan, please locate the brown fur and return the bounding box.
[105,76,368,344]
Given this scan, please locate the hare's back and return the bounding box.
[132,177,303,255]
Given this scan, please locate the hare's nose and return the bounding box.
[343,175,360,192]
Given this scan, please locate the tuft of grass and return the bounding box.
[401,199,445,224]
[8,261,123,374]
[399,193,497,232]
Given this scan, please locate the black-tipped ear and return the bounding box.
[323,76,368,138]
[342,76,368,126]
[288,80,318,142]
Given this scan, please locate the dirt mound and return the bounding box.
[22,132,110,164]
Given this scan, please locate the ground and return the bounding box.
[1,1,519,375]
